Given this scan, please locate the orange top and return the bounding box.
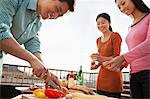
[96,32,123,93]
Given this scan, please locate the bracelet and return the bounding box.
[120,65,125,71]
[95,63,101,68]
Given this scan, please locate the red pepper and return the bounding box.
[45,88,65,98]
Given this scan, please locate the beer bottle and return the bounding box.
[76,65,83,85]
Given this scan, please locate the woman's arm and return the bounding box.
[123,17,150,64]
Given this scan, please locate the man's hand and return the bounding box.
[30,59,60,87]
[45,71,61,87]
[29,58,48,79]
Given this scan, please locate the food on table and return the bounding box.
[65,94,73,99]
[61,80,68,87]
[71,93,108,99]
[28,85,40,91]
[68,89,85,94]
[22,77,96,98]
[33,88,46,98]
[22,85,42,94]
[62,87,69,95]
[70,85,95,95]
[45,88,65,98]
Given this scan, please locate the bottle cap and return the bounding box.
[69,71,75,78]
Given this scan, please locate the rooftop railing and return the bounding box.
[1,64,129,87]
[1,64,131,98]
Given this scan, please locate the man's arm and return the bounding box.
[33,52,43,62]
[24,34,43,62]
[1,38,38,63]
[1,37,49,77]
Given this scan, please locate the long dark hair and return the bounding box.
[96,13,113,32]
[115,0,150,13]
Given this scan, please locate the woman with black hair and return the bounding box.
[90,13,123,98]
[103,0,150,98]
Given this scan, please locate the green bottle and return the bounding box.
[76,65,83,85]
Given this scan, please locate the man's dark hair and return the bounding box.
[60,0,75,12]
[115,0,150,13]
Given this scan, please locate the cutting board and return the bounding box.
[13,93,108,99]
[12,94,66,99]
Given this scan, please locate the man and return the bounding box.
[0,0,75,98]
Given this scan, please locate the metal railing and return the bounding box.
[1,64,130,89]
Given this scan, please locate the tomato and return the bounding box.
[61,80,67,88]
[45,88,65,98]
[62,87,69,95]
[33,89,46,98]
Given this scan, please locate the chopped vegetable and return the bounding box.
[45,88,65,98]
[33,88,46,98]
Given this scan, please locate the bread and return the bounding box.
[70,85,95,95]
[71,93,108,99]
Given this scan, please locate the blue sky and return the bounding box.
[3,0,150,72]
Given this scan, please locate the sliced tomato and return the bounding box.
[61,87,69,95]
[45,88,65,98]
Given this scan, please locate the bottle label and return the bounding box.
[68,78,75,88]
[76,75,83,85]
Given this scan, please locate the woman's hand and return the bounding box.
[90,61,100,70]
[102,55,125,72]
[90,53,104,64]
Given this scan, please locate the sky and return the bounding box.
[3,0,150,72]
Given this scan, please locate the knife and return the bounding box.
[47,80,61,91]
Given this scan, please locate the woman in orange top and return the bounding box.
[90,13,123,98]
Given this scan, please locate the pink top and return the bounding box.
[123,13,150,73]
